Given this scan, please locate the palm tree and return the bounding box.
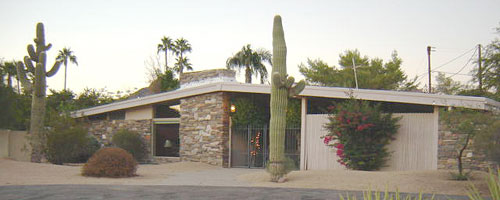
[173,38,193,74]
[56,47,78,91]
[173,57,193,74]
[157,36,174,71]
[226,44,272,84]
[3,61,18,91]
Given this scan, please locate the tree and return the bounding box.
[157,36,174,71]
[172,38,193,74]
[299,50,413,90]
[0,60,18,90]
[149,67,179,93]
[469,24,500,100]
[0,84,31,130]
[434,72,462,95]
[226,44,272,84]
[173,56,192,75]
[56,47,78,91]
[441,109,493,180]
[74,88,114,110]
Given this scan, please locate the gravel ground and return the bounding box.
[0,158,490,196]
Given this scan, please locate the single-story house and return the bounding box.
[71,69,500,171]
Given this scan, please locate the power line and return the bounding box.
[415,46,477,82]
[448,48,477,79]
[433,70,472,76]
[432,47,476,72]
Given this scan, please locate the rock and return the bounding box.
[277,177,288,183]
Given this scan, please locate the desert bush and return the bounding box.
[468,168,500,200]
[45,115,101,164]
[112,129,146,161]
[82,147,138,178]
[324,98,400,171]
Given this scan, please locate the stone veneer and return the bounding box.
[438,119,497,172]
[179,92,230,167]
[86,119,153,162]
[179,69,235,89]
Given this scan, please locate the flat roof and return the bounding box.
[71,82,500,118]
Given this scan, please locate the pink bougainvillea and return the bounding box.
[322,98,400,170]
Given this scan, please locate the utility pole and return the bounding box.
[352,57,359,89]
[427,46,435,93]
[478,44,482,91]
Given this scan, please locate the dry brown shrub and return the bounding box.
[82,147,138,178]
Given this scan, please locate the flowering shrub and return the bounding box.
[324,98,400,170]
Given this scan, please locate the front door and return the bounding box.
[154,124,179,157]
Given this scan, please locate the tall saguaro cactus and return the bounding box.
[268,15,305,182]
[16,22,62,163]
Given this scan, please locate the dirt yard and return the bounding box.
[0,158,217,185]
[0,158,490,196]
[238,169,490,196]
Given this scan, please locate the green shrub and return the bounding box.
[45,115,100,165]
[468,168,500,200]
[82,147,138,178]
[112,129,146,161]
[230,97,267,127]
[324,98,400,170]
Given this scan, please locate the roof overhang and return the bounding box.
[71,82,500,118]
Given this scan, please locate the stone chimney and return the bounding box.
[179,69,236,89]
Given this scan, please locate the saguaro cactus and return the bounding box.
[16,22,62,163]
[268,15,305,182]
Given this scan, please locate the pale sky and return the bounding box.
[1,0,499,95]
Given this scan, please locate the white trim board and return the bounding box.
[72,82,500,118]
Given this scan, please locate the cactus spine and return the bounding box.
[16,23,62,163]
[268,15,305,182]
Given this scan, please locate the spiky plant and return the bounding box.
[16,22,62,162]
[268,15,305,182]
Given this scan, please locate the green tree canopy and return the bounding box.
[299,50,416,90]
[226,44,272,84]
[434,72,462,95]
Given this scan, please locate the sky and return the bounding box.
[1,0,499,95]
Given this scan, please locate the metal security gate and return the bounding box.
[231,125,301,169]
[231,125,268,168]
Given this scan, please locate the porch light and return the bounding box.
[230,104,236,113]
[164,139,173,148]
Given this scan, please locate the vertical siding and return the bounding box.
[304,113,437,171]
[305,115,345,170]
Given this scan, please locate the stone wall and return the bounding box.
[438,120,497,172]
[179,69,235,89]
[86,119,153,161]
[179,92,230,167]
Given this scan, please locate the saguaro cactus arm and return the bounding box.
[23,56,35,73]
[27,45,37,62]
[46,60,62,77]
[288,80,305,97]
[16,61,33,92]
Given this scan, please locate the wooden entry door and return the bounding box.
[154,124,179,157]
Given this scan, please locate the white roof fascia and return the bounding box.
[71,82,500,118]
[71,83,222,118]
[299,85,500,110]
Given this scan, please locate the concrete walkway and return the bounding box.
[161,167,261,186]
